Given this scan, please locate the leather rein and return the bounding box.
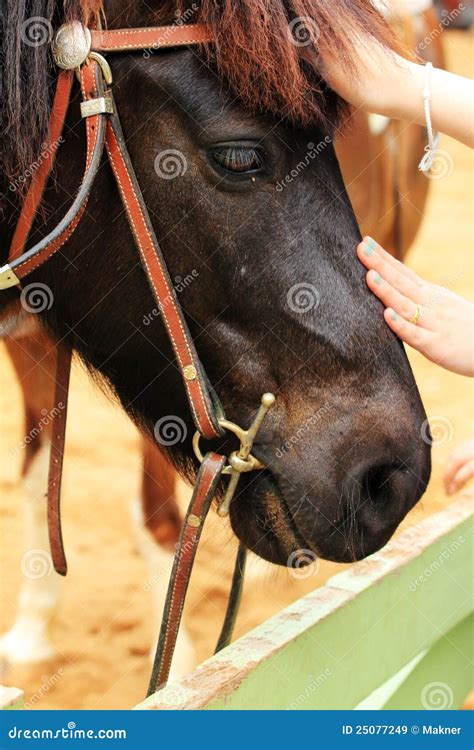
[1,21,275,697]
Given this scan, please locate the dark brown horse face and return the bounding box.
[1,47,430,565]
[107,51,430,564]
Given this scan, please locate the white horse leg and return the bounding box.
[129,498,196,680]
[0,439,61,663]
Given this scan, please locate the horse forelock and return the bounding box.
[142,0,399,132]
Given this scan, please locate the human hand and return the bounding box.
[323,38,474,148]
[444,440,474,495]
[356,237,474,377]
[321,38,419,119]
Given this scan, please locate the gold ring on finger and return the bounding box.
[409,304,421,326]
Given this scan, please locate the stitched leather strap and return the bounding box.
[147,452,226,695]
[8,62,108,580]
[105,109,222,440]
[90,24,213,53]
[47,347,72,576]
[9,71,73,263]
[10,61,107,281]
[6,73,75,577]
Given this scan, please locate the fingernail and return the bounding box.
[364,243,373,257]
[389,308,398,321]
[367,237,376,250]
[374,272,382,285]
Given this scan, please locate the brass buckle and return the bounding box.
[73,51,113,87]
[0,264,20,291]
[193,393,275,517]
[87,52,113,85]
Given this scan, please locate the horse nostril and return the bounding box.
[364,463,401,503]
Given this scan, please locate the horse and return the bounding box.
[1,0,431,669]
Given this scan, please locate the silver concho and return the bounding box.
[52,21,91,70]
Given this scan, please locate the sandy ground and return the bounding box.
[1,32,473,710]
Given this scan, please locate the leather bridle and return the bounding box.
[1,21,275,697]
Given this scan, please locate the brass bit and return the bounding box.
[217,393,275,517]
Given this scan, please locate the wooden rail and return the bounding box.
[0,687,24,710]
[137,497,472,710]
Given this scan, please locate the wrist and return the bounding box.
[373,56,425,121]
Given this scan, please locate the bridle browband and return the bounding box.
[1,21,276,697]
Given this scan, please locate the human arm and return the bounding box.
[323,37,474,148]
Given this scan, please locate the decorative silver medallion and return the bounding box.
[52,21,91,70]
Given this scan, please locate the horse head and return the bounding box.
[1,0,431,565]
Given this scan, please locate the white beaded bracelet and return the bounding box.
[418,62,441,174]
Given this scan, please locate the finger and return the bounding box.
[444,459,459,492]
[444,445,474,489]
[446,460,474,495]
[367,271,434,330]
[357,240,425,303]
[383,307,433,352]
[360,237,423,285]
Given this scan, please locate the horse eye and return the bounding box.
[211,146,265,174]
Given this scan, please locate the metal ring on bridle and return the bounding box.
[193,420,266,476]
[193,392,275,476]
